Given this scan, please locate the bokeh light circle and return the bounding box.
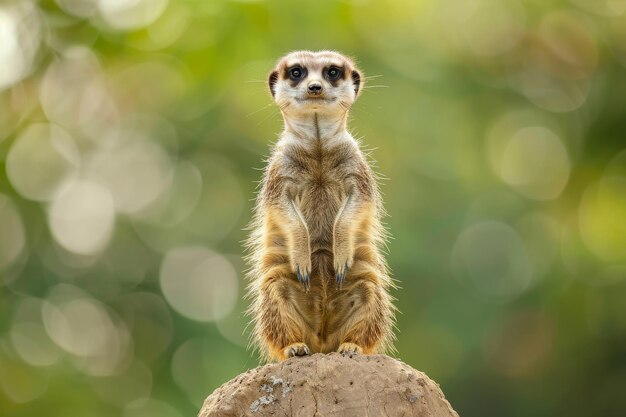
[86,136,174,215]
[48,179,116,255]
[0,2,41,90]
[55,0,98,18]
[97,0,169,30]
[160,247,238,322]
[40,49,120,139]
[137,161,203,228]
[7,123,81,202]
[10,322,62,367]
[10,297,62,367]
[43,297,113,357]
[499,127,571,200]
[42,285,132,376]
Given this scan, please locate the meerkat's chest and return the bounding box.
[284,152,349,232]
[284,144,353,188]
[289,156,347,202]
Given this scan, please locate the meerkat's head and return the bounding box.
[268,50,362,117]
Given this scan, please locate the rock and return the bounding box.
[198,353,459,417]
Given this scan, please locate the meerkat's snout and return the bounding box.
[307,81,323,96]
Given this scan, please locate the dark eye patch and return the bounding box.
[284,65,307,86]
[324,66,345,85]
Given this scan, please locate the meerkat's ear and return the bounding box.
[351,69,362,96]
[268,70,279,97]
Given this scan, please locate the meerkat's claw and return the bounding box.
[303,272,310,289]
[338,342,363,356]
[296,265,310,289]
[296,265,303,282]
[284,342,311,358]
[335,261,349,287]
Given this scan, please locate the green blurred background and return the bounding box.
[1,0,625,416]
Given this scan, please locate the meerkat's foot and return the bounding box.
[284,342,311,358]
[338,342,363,356]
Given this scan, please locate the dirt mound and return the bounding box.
[198,353,459,417]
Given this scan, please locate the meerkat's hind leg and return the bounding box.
[284,342,311,358]
[332,276,395,357]
[338,342,363,356]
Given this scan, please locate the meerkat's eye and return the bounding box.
[326,66,342,81]
[289,66,304,81]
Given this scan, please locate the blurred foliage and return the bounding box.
[1,0,626,416]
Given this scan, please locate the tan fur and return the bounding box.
[245,50,396,362]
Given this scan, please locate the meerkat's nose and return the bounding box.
[307,82,323,95]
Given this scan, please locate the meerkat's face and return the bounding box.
[268,50,362,116]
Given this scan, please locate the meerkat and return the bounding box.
[245,50,396,362]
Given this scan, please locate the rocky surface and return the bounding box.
[198,353,459,417]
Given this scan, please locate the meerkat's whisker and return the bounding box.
[361,74,384,80]
[255,110,281,127]
[246,103,275,117]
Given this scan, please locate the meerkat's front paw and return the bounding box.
[295,264,311,288]
[292,246,311,289]
[338,342,363,356]
[333,245,354,287]
[293,257,311,289]
[284,342,311,358]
